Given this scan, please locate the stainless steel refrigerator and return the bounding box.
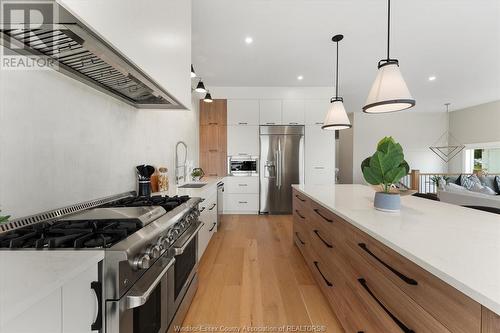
[259,125,304,214]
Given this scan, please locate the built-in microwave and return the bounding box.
[228,156,259,176]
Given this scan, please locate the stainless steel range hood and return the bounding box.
[0,1,186,109]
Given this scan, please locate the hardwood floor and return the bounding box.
[182,214,344,332]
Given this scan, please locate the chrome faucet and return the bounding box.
[175,141,188,185]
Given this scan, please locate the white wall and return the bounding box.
[338,113,354,184]
[448,100,500,173]
[0,0,195,218]
[210,86,333,100]
[352,112,448,184]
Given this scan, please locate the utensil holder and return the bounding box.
[138,180,151,197]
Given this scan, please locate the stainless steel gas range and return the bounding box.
[0,192,203,333]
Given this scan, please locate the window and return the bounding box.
[465,148,500,173]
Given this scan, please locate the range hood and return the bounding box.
[0,1,185,109]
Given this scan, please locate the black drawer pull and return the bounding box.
[358,243,418,286]
[313,230,333,248]
[295,210,305,219]
[295,195,306,202]
[91,281,102,331]
[200,207,206,212]
[313,261,333,287]
[208,203,216,211]
[209,222,216,232]
[358,278,415,333]
[295,232,305,245]
[313,209,333,223]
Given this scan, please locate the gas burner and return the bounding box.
[0,220,141,249]
[103,195,190,212]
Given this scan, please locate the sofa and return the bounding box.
[437,174,500,209]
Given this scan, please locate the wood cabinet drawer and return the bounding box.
[224,176,259,194]
[334,242,451,333]
[346,227,481,333]
[293,191,310,208]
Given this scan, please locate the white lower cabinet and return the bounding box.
[224,194,259,213]
[227,125,259,156]
[305,124,336,185]
[62,265,100,333]
[224,176,259,194]
[198,190,217,260]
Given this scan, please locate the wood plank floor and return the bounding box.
[182,214,344,332]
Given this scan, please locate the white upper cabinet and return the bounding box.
[227,125,259,156]
[227,99,260,125]
[305,99,330,125]
[305,124,335,185]
[282,99,305,125]
[259,100,282,125]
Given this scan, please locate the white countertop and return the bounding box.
[292,184,500,315]
[0,250,104,326]
[153,176,224,198]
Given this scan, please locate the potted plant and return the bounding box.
[0,210,10,224]
[191,168,204,181]
[361,137,410,212]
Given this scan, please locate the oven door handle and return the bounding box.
[125,257,175,310]
[173,221,204,256]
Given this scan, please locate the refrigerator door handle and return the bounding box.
[277,139,282,189]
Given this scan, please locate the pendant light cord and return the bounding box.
[387,0,391,60]
[335,40,339,98]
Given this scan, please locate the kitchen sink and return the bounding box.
[178,183,207,189]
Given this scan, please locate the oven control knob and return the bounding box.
[146,245,161,259]
[133,254,151,270]
[161,238,170,250]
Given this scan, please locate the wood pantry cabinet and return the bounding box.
[292,188,497,333]
[199,99,227,177]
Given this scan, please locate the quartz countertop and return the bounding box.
[292,184,500,315]
[153,176,224,198]
[0,251,104,327]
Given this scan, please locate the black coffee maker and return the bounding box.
[136,165,155,197]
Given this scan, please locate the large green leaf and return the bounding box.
[361,157,371,173]
[377,136,397,154]
[385,166,407,184]
[362,166,381,185]
[400,160,410,174]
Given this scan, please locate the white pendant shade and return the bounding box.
[321,100,351,130]
[363,63,415,113]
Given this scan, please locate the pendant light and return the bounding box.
[190,65,197,78]
[195,79,207,93]
[429,103,465,162]
[363,0,415,113]
[203,91,213,103]
[322,34,351,131]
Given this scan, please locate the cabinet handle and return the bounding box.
[314,166,325,170]
[313,229,333,248]
[295,194,306,202]
[358,278,415,333]
[209,149,218,152]
[313,261,333,287]
[289,122,299,125]
[209,222,216,232]
[295,232,305,245]
[208,173,217,176]
[238,153,249,156]
[90,281,102,331]
[208,203,216,211]
[315,122,324,125]
[358,243,418,286]
[313,208,333,223]
[238,122,248,125]
[295,209,305,219]
[208,122,218,125]
[238,201,248,204]
[238,184,248,186]
[266,122,276,125]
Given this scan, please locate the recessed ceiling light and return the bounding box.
[297,75,304,81]
[245,36,253,44]
[428,76,437,81]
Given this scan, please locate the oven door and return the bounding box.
[105,254,175,333]
[168,221,204,326]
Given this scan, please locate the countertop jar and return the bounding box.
[158,167,169,192]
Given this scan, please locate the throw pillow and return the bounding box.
[478,186,497,196]
[479,176,496,190]
[462,175,481,190]
[454,174,462,185]
[495,176,500,194]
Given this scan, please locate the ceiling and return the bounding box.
[192,0,500,113]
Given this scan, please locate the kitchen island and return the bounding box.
[292,184,500,333]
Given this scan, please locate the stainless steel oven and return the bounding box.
[228,155,259,176]
[105,221,203,333]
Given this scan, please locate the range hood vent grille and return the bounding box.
[0,5,185,109]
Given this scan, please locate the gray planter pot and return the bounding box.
[374,192,401,212]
